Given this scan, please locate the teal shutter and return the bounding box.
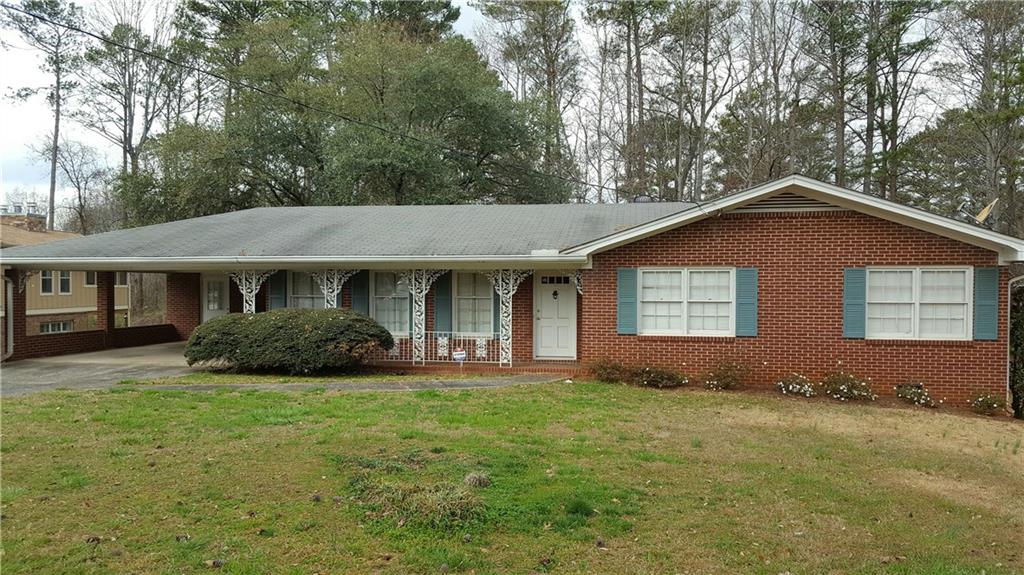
[617,268,638,335]
[433,272,452,333]
[843,268,866,339]
[735,268,758,337]
[268,270,288,310]
[350,271,369,314]
[973,267,999,340]
[492,290,500,337]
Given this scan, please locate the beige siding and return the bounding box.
[25,271,129,312]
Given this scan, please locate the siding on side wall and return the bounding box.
[580,210,1008,406]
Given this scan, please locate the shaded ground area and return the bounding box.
[1,383,1021,574]
[0,342,193,396]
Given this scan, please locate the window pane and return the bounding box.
[290,273,325,308]
[640,302,682,332]
[867,303,913,336]
[688,302,731,332]
[59,272,71,293]
[85,272,96,286]
[920,270,966,303]
[641,271,682,301]
[688,270,730,301]
[41,271,53,293]
[919,303,966,338]
[375,272,400,297]
[868,270,913,302]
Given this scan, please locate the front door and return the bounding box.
[201,274,230,322]
[534,275,577,359]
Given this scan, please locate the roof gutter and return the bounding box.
[0,254,591,272]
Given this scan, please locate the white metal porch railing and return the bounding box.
[366,331,501,364]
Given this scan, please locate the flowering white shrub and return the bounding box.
[969,393,1005,416]
[820,371,877,402]
[702,360,750,391]
[894,383,937,408]
[776,373,817,397]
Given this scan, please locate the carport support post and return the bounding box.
[96,272,117,344]
[3,269,27,359]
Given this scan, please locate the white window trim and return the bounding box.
[39,320,73,334]
[865,266,973,341]
[452,272,495,337]
[58,271,72,295]
[369,271,410,337]
[39,271,54,296]
[637,267,736,337]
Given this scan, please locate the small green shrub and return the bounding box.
[776,373,816,397]
[588,358,634,383]
[635,366,689,388]
[185,308,394,374]
[703,360,750,391]
[820,371,877,402]
[894,383,937,408]
[969,393,1005,416]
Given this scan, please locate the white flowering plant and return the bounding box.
[776,373,817,397]
[969,393,1005,416]
[702,360,750,391]
[894,383,937,408]
[820,371,877,402]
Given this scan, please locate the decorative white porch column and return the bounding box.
[310,269,358,308]
[486,269,530,367]
[229,270,276,314]
[402,269,447,364]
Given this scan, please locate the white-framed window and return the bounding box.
[866,267,971,340]
[370,272,410,335]
[40,320,73,334]
[289,272,324,308]
[115,272,128,286]
[58,271,72,294]
[639,268,735,336]
[40,271,54,295]
[85,271,97,287]
[453,272,493,335]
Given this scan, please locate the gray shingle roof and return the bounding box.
[0,203,696,261]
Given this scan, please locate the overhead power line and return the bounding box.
[4,0,687,203]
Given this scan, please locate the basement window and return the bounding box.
[39,321,73,334]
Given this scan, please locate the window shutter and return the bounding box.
[433,272,452,333]
[973,267,998,340]
[268,270,288,310]
[843,268,866,339]
[492,289,500,337]
[735,268,758,337]
[617,268,637,335]
[350,271,369,314]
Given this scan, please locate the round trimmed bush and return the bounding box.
[185,308,394,374]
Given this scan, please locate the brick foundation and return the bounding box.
[579,211,1008,406]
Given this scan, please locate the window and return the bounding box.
[289,272,324,308]
[866,268,970,340]
[454,272,493,335]
[40,320,72,334]
[638,268,735,336]
[371,272,409,334]
[58,271,72,294]
[40,271,53,295]
[85,272,96,287]
[115,272,128,286]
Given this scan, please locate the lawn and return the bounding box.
[1,382,1022,574]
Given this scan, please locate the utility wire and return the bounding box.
[4,0,710,207]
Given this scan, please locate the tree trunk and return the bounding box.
[632,8,645,193]
[863,0,879,196]
[48,63,61,231]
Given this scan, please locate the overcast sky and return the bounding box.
[0,0,483,210]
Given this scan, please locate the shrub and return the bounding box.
[634,366,688,388]
[185,308,394,374]
[820,371,877,402]
[894,383,937,408]
[776,373,817,397]
[703,360,751,391]
[588,358,634,384]
[969,393,1005,416]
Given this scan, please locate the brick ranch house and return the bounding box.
[2,175,1022,404]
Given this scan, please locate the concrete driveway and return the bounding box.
[1,342,194,397]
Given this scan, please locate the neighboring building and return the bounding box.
[1,175,1022,405]
[0,211,129,340]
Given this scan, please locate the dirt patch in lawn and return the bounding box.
[886,469,1024,520]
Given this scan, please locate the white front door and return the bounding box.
[534,274,577,359]
[201,274,230,322]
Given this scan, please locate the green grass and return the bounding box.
[118,370,485,386]
[1,382,1022,574]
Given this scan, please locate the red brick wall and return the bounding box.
[166,273,201,339]
[580,210,1008,405]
